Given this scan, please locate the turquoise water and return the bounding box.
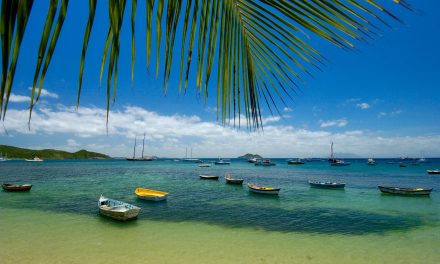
[1,159,440,263]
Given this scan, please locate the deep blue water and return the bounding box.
[1,158,439,235]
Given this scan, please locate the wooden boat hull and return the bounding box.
[427,170,440,175]
[378,186,432,196]
[199,175,219,180]
[98,196,141,221]
[2,183,32,191]
[99,207,141,221]
[225,178,244,184]
[135,188,168,201]
[309,181,345,189]
[247,184,280,195]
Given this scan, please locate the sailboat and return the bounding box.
[0,152,9,162]
[328,142,350,166]
[126,134,155,161]
[182,148,202,163]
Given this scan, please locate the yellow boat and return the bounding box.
[135,187,168,201]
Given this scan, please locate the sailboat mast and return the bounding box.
[330,142,334,159]
[190,148,192,158]
[133,136,137,159]
[141,133,146,159]
[185,148,188,159]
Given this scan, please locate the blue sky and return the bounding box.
[1,1,439,158]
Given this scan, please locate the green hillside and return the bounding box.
[0,145,110,160]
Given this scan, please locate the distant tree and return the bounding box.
[0,0,413,128]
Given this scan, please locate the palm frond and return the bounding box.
[77,0,97,108]
[1,0,414,128]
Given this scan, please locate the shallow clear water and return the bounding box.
[1,159,440,263]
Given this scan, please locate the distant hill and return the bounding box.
[238,153,263,160]
[0,145,110,160]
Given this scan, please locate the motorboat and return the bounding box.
[214,159,231,165]
[25,157,43,162]
[288,159,305,165]
[255,159,276,166]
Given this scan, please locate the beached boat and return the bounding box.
[199,174,219,180]
[308,181,345,189]
[367,158,376,165]
[135,187,168,201]
[214,159,231,165]
[427,169,440,175]
[25,157,43,162]
[288,159,305,165]
[2,183,32,191]
[98,195,141,221]
[255,159,276,166]
[225,174,244,184]
[378,186,432,196]
[247,183,280,195]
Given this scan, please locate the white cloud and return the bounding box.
[346,98,360,103]
[27,87,59,99]
[356,103,370,109]
[378,110,402,118]
[1,105,439,158]
[283,107,293,112]
[8,94,30,103]
[67,139,80,147]
[320,118,348,128]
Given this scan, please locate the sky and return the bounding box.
[1,1,439,158]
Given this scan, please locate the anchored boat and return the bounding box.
[378,186,432,196]
[199,174,219,180]
[135,187,168,201]
[427,170,440,175]
[2,183,32,191]
[288,159,305,165]
[255,159,276,166]
[308,181,345,189]
[98,195,141,221]
[225,174,244,184]
[25,157,43,162]
[247,183,280,195]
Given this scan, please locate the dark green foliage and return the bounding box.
[0,145,110,159]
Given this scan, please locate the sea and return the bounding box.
[1,158,439,264]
